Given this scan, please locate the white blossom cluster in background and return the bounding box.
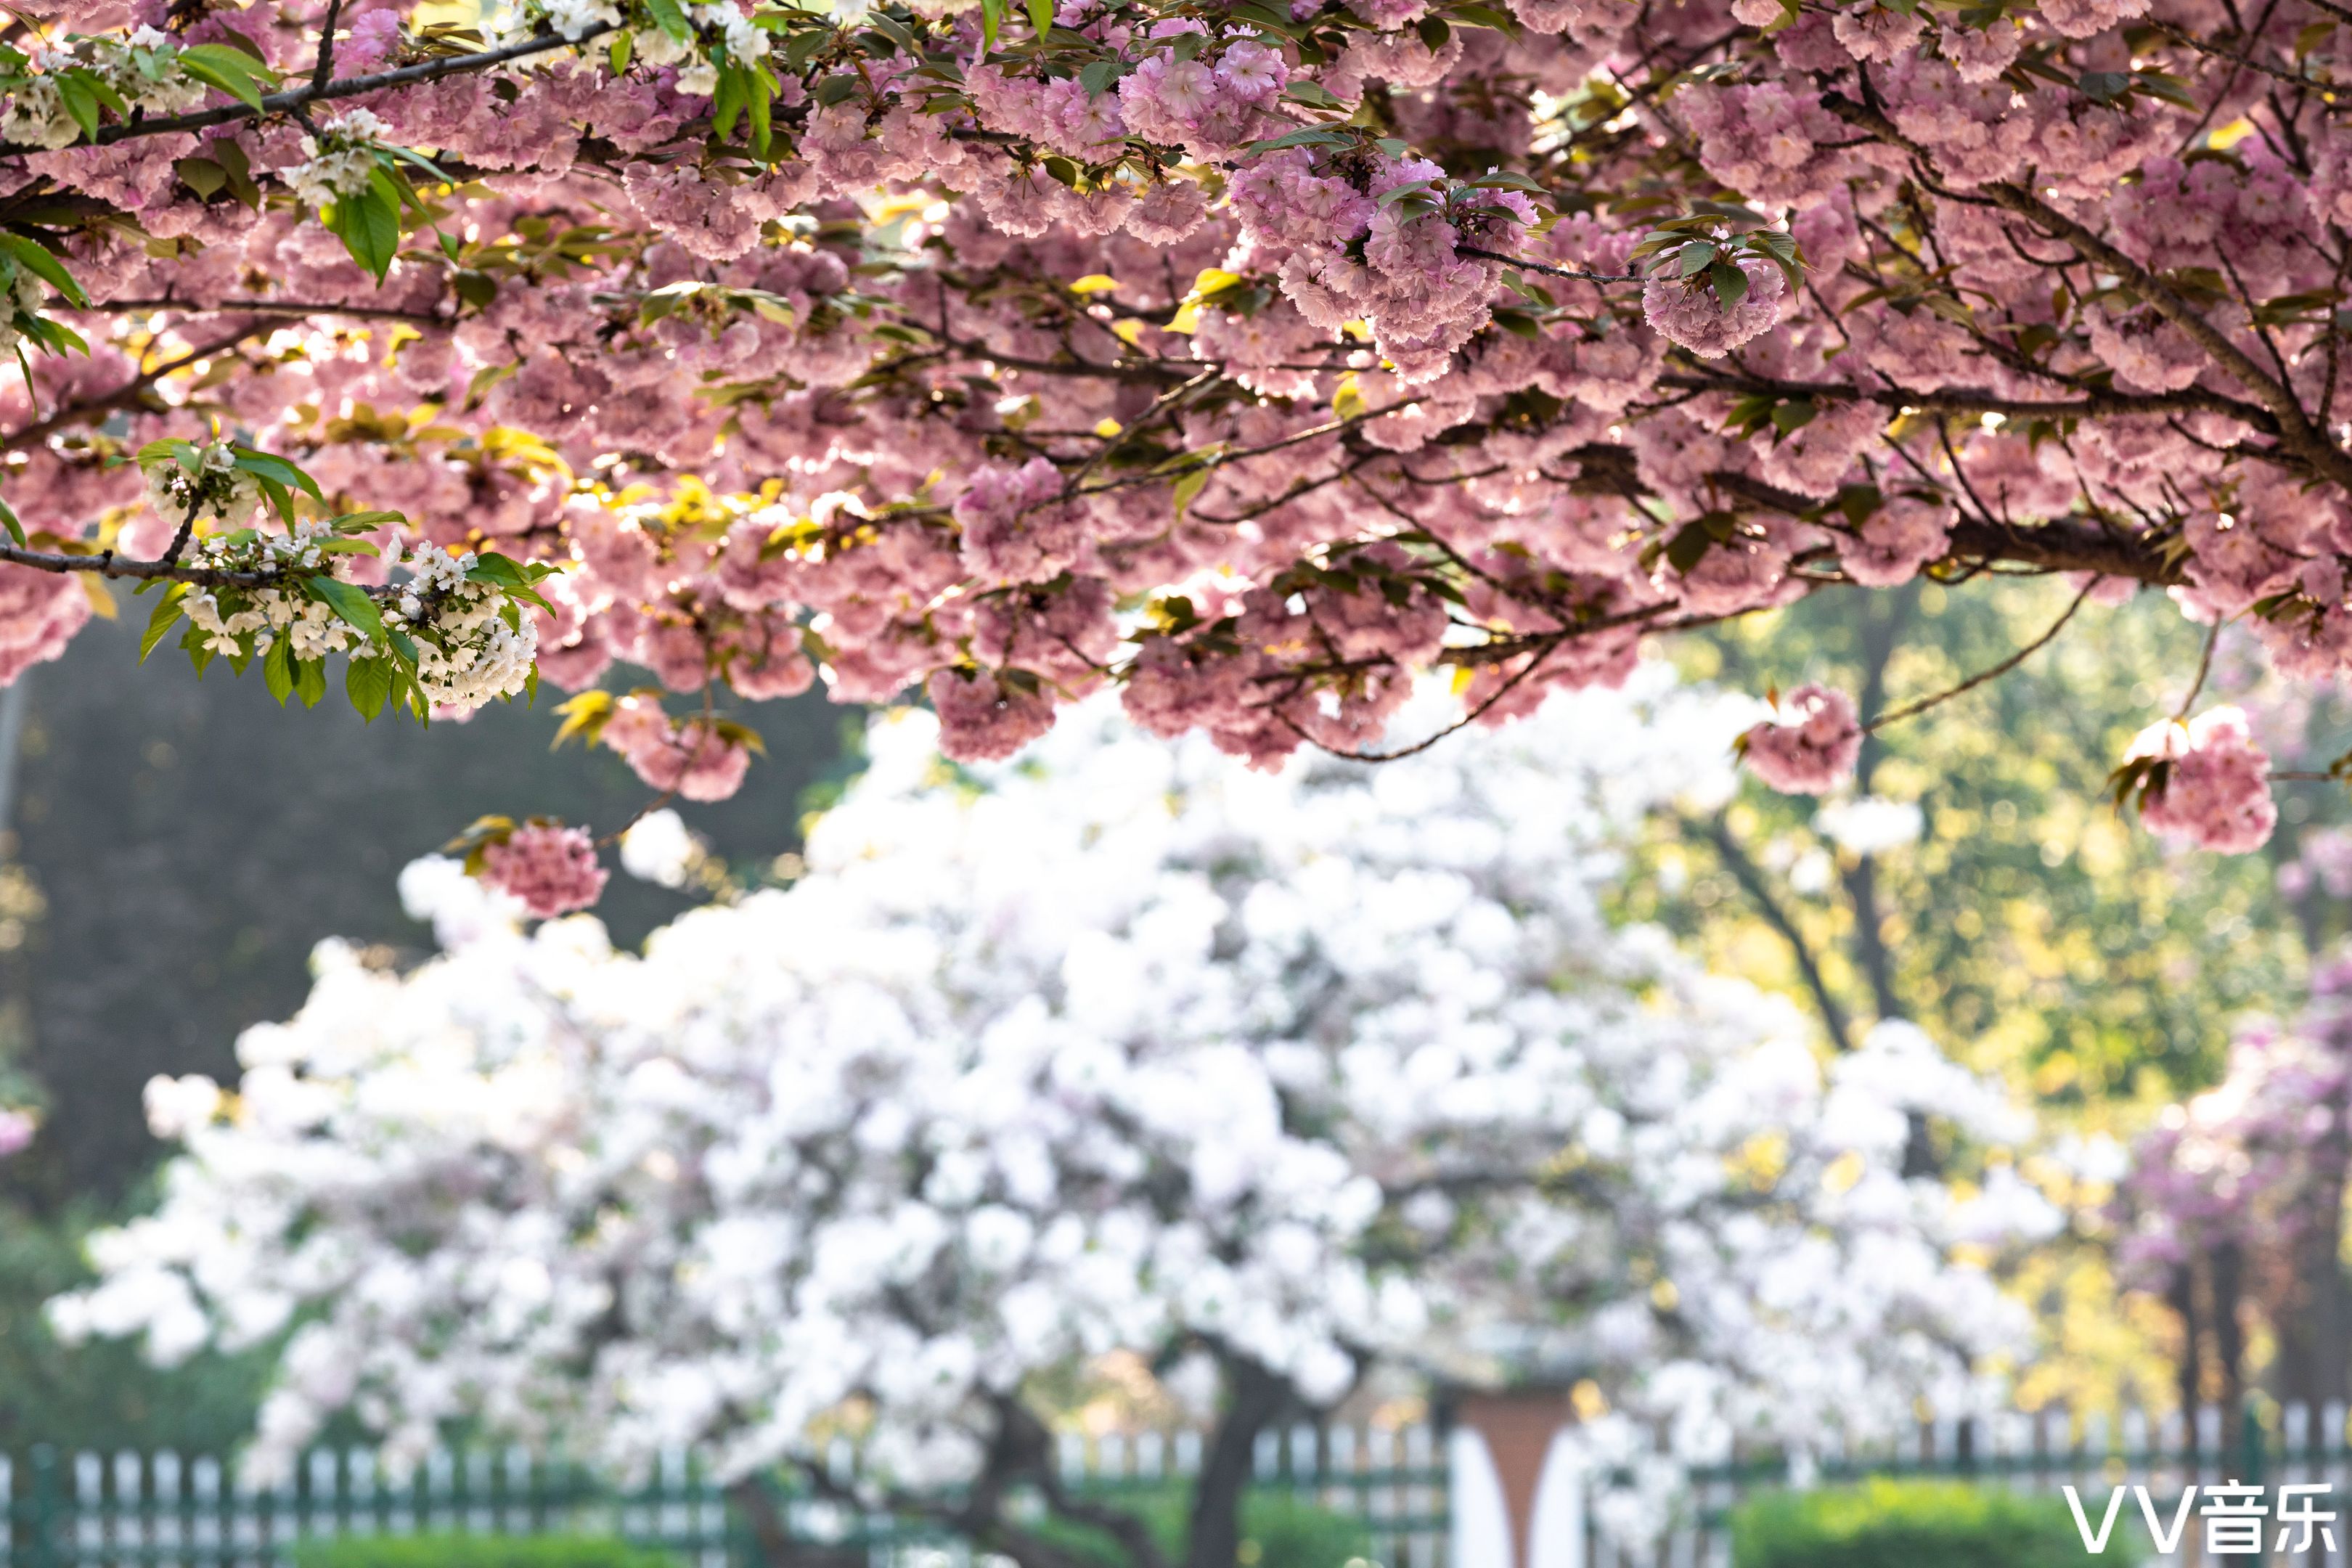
[51,669,2043,1545]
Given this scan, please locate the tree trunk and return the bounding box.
[2167,1262,2203,1445]
[1185,1355,1292,1568]
[2214,1239,2247,1421]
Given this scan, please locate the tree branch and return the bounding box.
[1657,369,2274,430]
[3,326,271,452]
[0,539,408,600]
[1689,812,1855,1053]
[86,297,454,324]
[0,23,616,156]
[1863,578,2095,732]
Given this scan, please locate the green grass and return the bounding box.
[1730,1479,2123,1568]
[290,1535,682,1568]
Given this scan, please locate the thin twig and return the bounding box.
[311,0,346,93]
[596,788,679,848]
[1458,246,1643,284]
[1863,579,2095,732]
[1310,640,1561,764]
[3,326,269,452]
[160,494,203,568]
[2176,613,2226,718]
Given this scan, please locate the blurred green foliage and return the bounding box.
[290,1536,681,1568]
[1637,574,2352,1413]
[1027,1487,1374,1567]
[0,1197,271,1450]
[1729,1479,2111,1568]
[1649,576,2314,1116]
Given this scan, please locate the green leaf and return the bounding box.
[314,576,385,644]
[1676,240,1718,277]
[51,71,99,140]
[642,0,691,39]
[253,473,293,527]
[713,60,746,136]
[1708,258,1749,309]
[329,184,401,282]
[1664,520,1713,573]
[748,61,772,159]
[550,687,615,749]
[2077,69,2130,102]
[1026,0,1052,36]
[867,10,919,49]
[136,437,204,474]
[1416,14,1449,47]
[139,581,188,662]
[0,495,21,547]
[462,550,532,587]
[981,0,1001,52]
[332,510,405,533]
[230,446,324,502]
[263,634,295,705]
[22,314,85,356]
[1490,306,1542,340]
[454,269,498,309]
[177,44,281,113]
[79,70,128,119]
[2133,69,2197,109]
[175,156,228,199]
[345,653,393,721]
[293,654,327,708]
[466,551,555,612]
[1447,1,1520,29]
[0,232,85,305]
[1248,126,1350,153]
[1230,0,1305,36]
[1170,465,1209,520]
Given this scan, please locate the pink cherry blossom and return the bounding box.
[478,824,609,919]
[1740,683,1863,795]
[2128,706,2279,854]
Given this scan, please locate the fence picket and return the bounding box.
[60,1397,2352,1568]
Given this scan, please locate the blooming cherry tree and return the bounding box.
[0,0,2333,877]
[2116,952,2352,1413]
[56,673,2041,1566]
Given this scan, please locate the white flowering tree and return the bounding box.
[55,670,2043,1568]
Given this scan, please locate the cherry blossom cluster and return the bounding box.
[463,817,611,916]
[136,481,548,718]
[2115,705,2281,855]
[0,0,2343,862]
[50,671,2045,1552]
